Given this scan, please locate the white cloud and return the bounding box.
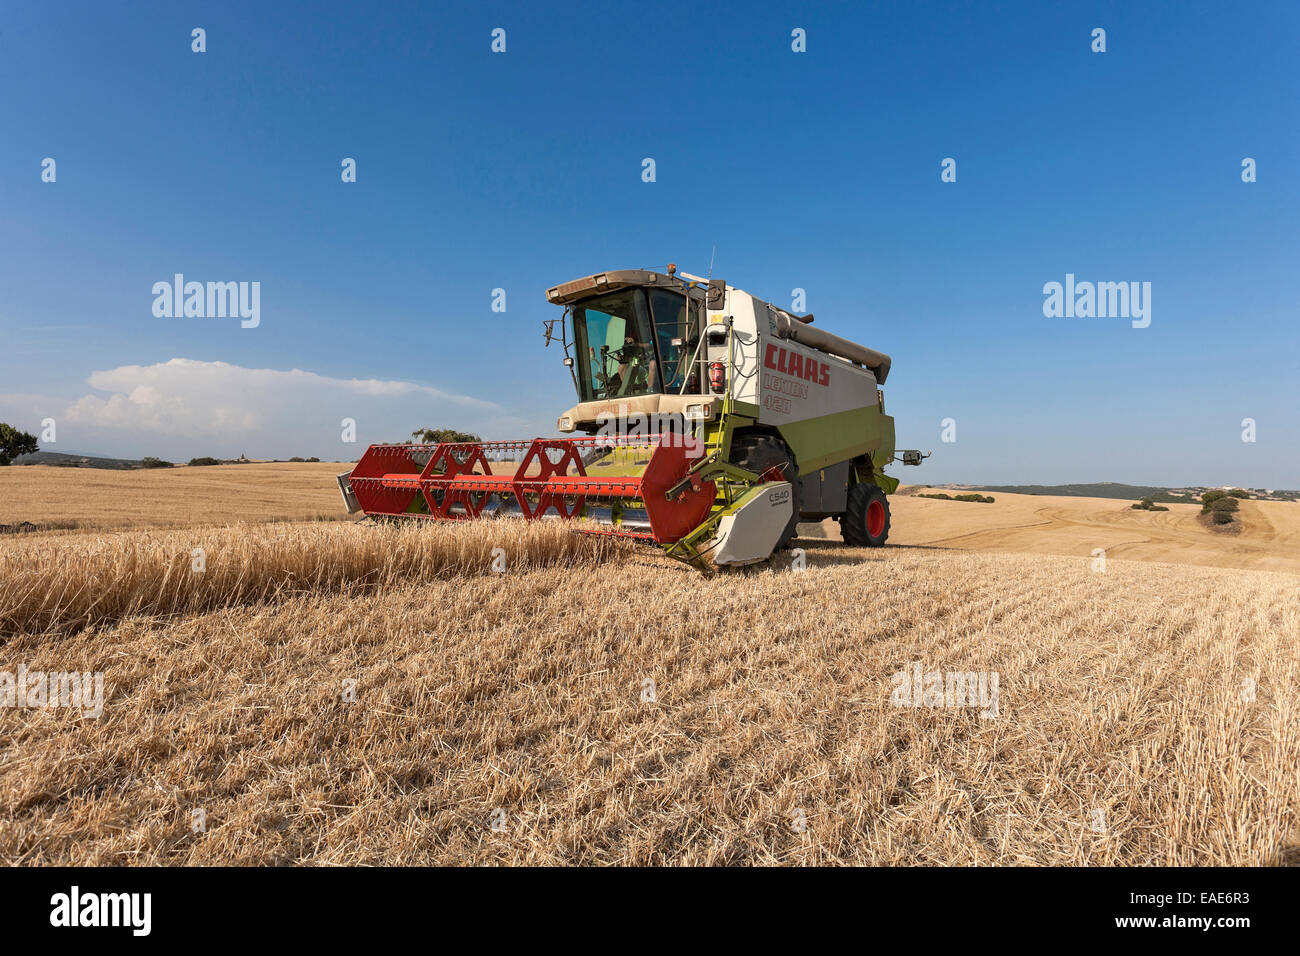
[0,393,57,423]
[7,358,534,460]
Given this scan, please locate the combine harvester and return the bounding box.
[340,266,925,571]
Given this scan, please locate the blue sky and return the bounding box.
[1,0,1296,486]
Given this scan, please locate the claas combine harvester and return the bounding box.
[339,266,925,571]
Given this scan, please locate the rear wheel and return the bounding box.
[841,482,891,547]
[730,433,800,550]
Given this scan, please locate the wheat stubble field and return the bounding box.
[1,465,1298,865]
[0,461,348,531]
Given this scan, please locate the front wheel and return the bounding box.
[840,483,891,547]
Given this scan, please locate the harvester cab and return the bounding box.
[341,266,926,571]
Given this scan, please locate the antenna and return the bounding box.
[707,244,716,279]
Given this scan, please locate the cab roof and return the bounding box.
[546,269,708,305]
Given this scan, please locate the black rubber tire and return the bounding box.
[841,483,891,547]
[729,433,801,550]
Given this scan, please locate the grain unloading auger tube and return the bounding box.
[339,265,927,570]
[342,435,795,571]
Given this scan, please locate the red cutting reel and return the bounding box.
[346,436,715,544]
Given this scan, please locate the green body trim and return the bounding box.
[772,406,888,475]
[871,471,900,495]
[582,444,657,479]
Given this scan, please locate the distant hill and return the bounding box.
[10,452,339,470]
[13,451,152,470]
[958,482,1298,503]
[962,482,1187,502]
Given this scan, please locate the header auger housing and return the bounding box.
[341,266,925,571]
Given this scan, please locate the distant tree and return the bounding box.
[0,423,38,466]
[411,427,482,444]
[1227,488,1250,499]
[139,457,173,469]
[289,457,306,462]
[1132,496,1167,511]
[188,457,222,467]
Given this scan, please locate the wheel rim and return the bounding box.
[867,500,886,538]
